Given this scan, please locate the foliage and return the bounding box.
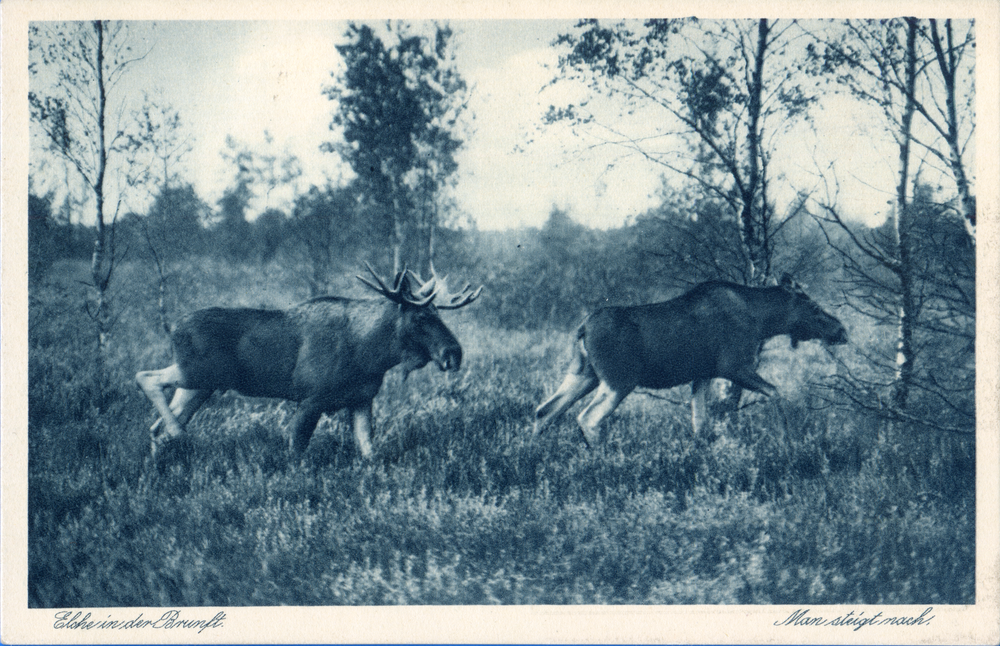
[631,183,840,298]
[325,23,468,273]
[632,186,749,289]
[549,19,820,284]
[27,193,95,264]
[805,19,976,239]
[215,181,254,261]
[116,183,208,261]
[253,209,286,265]
[804,15,976,422]
[29,22,147,201]
[815,184,974,433]
[286,183,364,295]
[128,95,194,191]
[218,133,304,219]
[29,193,57,286]
[27,259,975,606]
[29,21,151,351]
[437,211,653,330]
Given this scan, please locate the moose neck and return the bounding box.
[321,298,410,374]
[752,287,798,340]
[379,301,413,369]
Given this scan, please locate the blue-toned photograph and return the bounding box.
[25,16,976,609]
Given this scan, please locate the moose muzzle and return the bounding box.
[436,347,463,371]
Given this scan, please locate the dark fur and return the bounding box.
[535,276,848,444]
[140,295,464,456]
[583,280,847,393]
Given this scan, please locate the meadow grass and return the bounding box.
[27,259,975,606]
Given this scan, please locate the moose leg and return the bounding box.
[173,388,212,425]
[690,379,709,434]
[289,398,325,455]
[137,364,187,442]
[729,368,778,398]
[576,381,631,448]
[692,378,747,438]
[351,404,375,459]
[534,356,599,436]
[150,387,211,437]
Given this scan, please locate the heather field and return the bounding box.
[27,259,975,606]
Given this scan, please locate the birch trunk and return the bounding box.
[892,18,919,410]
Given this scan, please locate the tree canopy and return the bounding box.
[324,22,468,273]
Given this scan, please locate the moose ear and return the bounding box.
[780,273,807,295]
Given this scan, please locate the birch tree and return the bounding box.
[548,19,817,285]
[133,95,193,191]
[30,21,148,351]
[808,19,976,240]
[808,18,976,427]
[325,22,467,275]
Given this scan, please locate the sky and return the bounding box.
[28,19,915,231]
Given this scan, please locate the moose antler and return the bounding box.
[358,263,481,309]
[406,265,482,309]
[430,274,483,310]
[357,263,439,306]
[357,262,403,297]
[404,270,440,302]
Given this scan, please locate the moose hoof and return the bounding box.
[289,437,309,456]
[355,440,374,460]
[150,436,168,460]
[150,431,185,461]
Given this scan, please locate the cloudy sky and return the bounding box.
[29,19,908,230]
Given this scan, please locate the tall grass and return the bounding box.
[27,259,975,606]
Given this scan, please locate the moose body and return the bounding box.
[534,276,847,446]
[136,267,480,458]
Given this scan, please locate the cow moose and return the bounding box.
[534,275,847,446]
[136,265,481,459]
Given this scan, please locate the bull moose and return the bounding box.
[136,265,481,459]
[534,275,847,446]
